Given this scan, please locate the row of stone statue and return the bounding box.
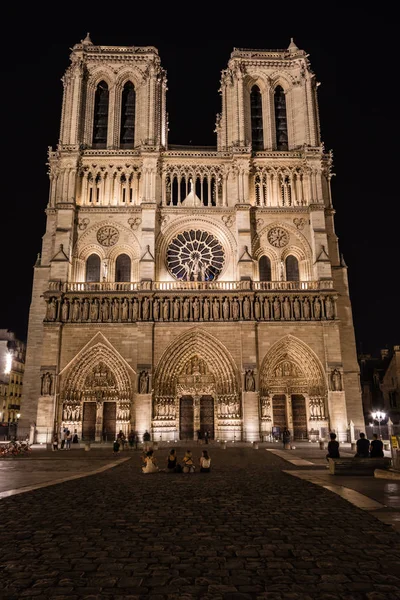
[46,294,336,322]
[62,403,131,422]
[260,396,327,421]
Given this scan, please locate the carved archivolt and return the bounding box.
[259,334,327,397]
[60,342,133,404]
[153,328,240,399]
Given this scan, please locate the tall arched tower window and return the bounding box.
[274,86,288,151]
[120,82,135,147]
[86,254,101,282]
[285,255,299,281]
[92,81,109,148]
[259,256,272,281]
[115,254,131,282]
[251,85,263,151]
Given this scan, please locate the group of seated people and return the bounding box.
[327,431,385,460]
[141,448,211,473]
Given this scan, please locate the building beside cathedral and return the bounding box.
[21,35,364,444]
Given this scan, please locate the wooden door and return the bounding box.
[272,394,286,433]
[102,402,116,442]
[200,395,214,440]
[180,396,194,440]
[292,395,307,440]
[82,402,96,441]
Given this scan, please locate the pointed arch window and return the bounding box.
[285,255,299,281]
[92,81,109,148]
[259,256,272,281]
[120,82,136,147]
[251,85,263,151]
[274,86,288,150]
[86,254,101,282]
[115,254,131,282]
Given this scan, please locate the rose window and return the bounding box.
[166,230,225,281]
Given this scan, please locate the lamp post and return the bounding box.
[371,410,386,440]
[16,413,20,440]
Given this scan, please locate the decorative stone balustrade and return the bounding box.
[48,279,332,293]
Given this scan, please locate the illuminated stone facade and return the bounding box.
[21,35,364,443]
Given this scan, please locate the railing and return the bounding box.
[48,280,333,293]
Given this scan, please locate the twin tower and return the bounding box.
[21,35,363,444]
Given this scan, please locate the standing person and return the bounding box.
[142,449,159,473]
[52,433,59,451]
[143,429,151,451]
[326,432,340,461]
[65,430,72,450]
[117,430,126,450]
[128,431,135,450]
[134,432,139,450]
[182,450,195,473]
[282,427,291,449]
[199,450,211,473]
[370,433,384,458]
[355,432,370,457]
[60,428,67,450]
[113,439,120,454]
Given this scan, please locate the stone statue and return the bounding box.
[325,296,333,319]
[61,299,69,322]
[245,370,255,392]
[293,297,301,320]
[112,299,119,321]
[283,297,291,320]
[223,298,229,320]
[121,298,128,321]
[213,298,219,320]
[232,298,239,320]
[153,298,159,320]
[243,297,250,319]
[183,298,190,320]
[132,299,138,321]
[173,298,180,320]
[203,298,209,320]
[142,297,149,320]
[254,298,261,320]
[303,297,310,320]
[263,297,269,320]
[331,369,342,391]
[313,297,321,320]
[139,371,149,394]
[163,299,169,321]
[273,297,281,320]
[90,298,99,320]
[82,298,90,321]
[102,299,109,321]
[41,372,52,395]
[193,298,200,320]
[46,298,57,321]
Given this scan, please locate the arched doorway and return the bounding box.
[153,328,240,441]
[58,338,134,442]
[260,335,328,440]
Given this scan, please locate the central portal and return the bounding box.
[179,395,214,440]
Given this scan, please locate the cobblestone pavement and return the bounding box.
[1,446,400,599]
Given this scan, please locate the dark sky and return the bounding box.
[1,15,398,358]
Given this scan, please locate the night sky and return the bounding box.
[2,15,398,358]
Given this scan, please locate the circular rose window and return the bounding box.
[166,230,225,281]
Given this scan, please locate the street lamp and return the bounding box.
[371,410,386,439]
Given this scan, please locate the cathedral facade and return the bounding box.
[21,35,364,443]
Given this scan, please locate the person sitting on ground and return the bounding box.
[369,433,384,458]
[199,449,211,473]
[355,432,370,458]
[182,449,195,473]
[142,449,159,473]
[326,432,340,461]
[166,448,178,472]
